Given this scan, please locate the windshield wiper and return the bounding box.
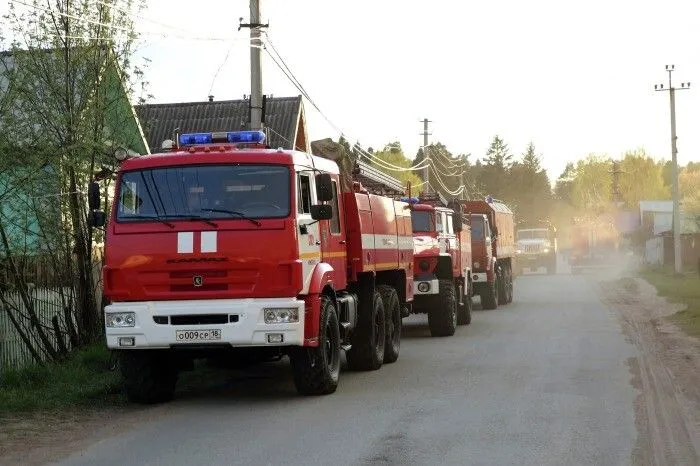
[200,208,262,227]
[175,214,218,228]
[122,214,175,229]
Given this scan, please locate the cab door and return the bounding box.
[319,178,347,290]
[296,172,322,294]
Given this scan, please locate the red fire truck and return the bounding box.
[569,218,619,274]
[460,198,516,310]
[91,130,414,403]
[406,194,473,336]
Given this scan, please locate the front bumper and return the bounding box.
[105,297,305,349]
[413,278,439,295]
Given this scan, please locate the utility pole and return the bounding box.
[420,118,431,194]
[655,65,690,275]
[239,0,268,131]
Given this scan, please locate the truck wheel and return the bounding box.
[457,279,472,326]
[481,277,499,310]
[378,285,401,364]
[497,268,508,304]
[347,290,386,371]
[505,266,514,304]
[428,279,457,337]
[120,350,178,404]
[290,295,340,395]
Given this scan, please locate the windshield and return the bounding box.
[411,211,433,233]
[517,229,549,240]
[116,164,291,222]
[470,216,485,240]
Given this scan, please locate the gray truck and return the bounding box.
[514,226,557,275]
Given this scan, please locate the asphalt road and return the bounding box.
[55,270,638,466]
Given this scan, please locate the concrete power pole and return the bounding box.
[655,65,690,275]
[420,118,431,194]
[240,0,267,131]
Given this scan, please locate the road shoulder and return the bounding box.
[601,276,700,465]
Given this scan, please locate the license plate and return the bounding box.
[175,329,222,342]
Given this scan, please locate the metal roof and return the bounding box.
[134,96,302,153]
[354,161,406,196]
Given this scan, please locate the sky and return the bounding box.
[4,0,700,183]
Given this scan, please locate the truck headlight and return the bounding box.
[417,282,431,292]
[106,312,136,328]
[516,249,522,254]
[264,308,299,324]
[543,248,550,253]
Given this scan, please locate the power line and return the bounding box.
[208,40,237,97]
[10,0,244,41]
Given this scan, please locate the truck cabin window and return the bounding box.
[116,165,291,222]
[470,216,485,240]
[410,211,434,233]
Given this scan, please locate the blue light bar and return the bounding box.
[227,130,266,144]
[179,133,212,145]
[400,196,420,204]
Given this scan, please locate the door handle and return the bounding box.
[339,240,346,244]
[315,241,321,245]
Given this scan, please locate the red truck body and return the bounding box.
[569,219,619,273]
[101,132,413,401]
[408,200,473,335]
[460,199,515,309]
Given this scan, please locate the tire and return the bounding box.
[119,350,178,404]
[497,267,508,304]
[505,265,514,304]
[428,279,457,337]
[347,290,386,371]
[457,278,472,326]
[481,276,499,310]
[378,285,401,364]
[290,295,340,395]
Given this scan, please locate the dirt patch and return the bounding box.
[0,406,171,466]
[602,277,700,465]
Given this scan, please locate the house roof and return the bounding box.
[134,96,303,153]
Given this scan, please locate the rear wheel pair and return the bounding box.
[293,285,402,395]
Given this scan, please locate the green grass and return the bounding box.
[640,266,700,337]
[0,345,125,413]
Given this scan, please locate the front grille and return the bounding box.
[170,314,229,325]
[521,244,543,254]
[170,284,228,292]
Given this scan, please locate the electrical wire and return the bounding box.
[10,0,243,41]
[208,40,236,97]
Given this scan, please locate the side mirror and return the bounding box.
[492,226,499,237]
[88,210,106,228]
[453,213,463,232]
[315,173,334,202]
[310,204,333,221]
[88,181,101,210]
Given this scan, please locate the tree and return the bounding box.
[371,142,422,193]
[422,142,466,200]
[0,0,148,361]
[571,154,613,215]
[484,135,513,171]
[555,162,576,203]
[509,142,552,225]
[618,149,669,208]
[478,135,514,202]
